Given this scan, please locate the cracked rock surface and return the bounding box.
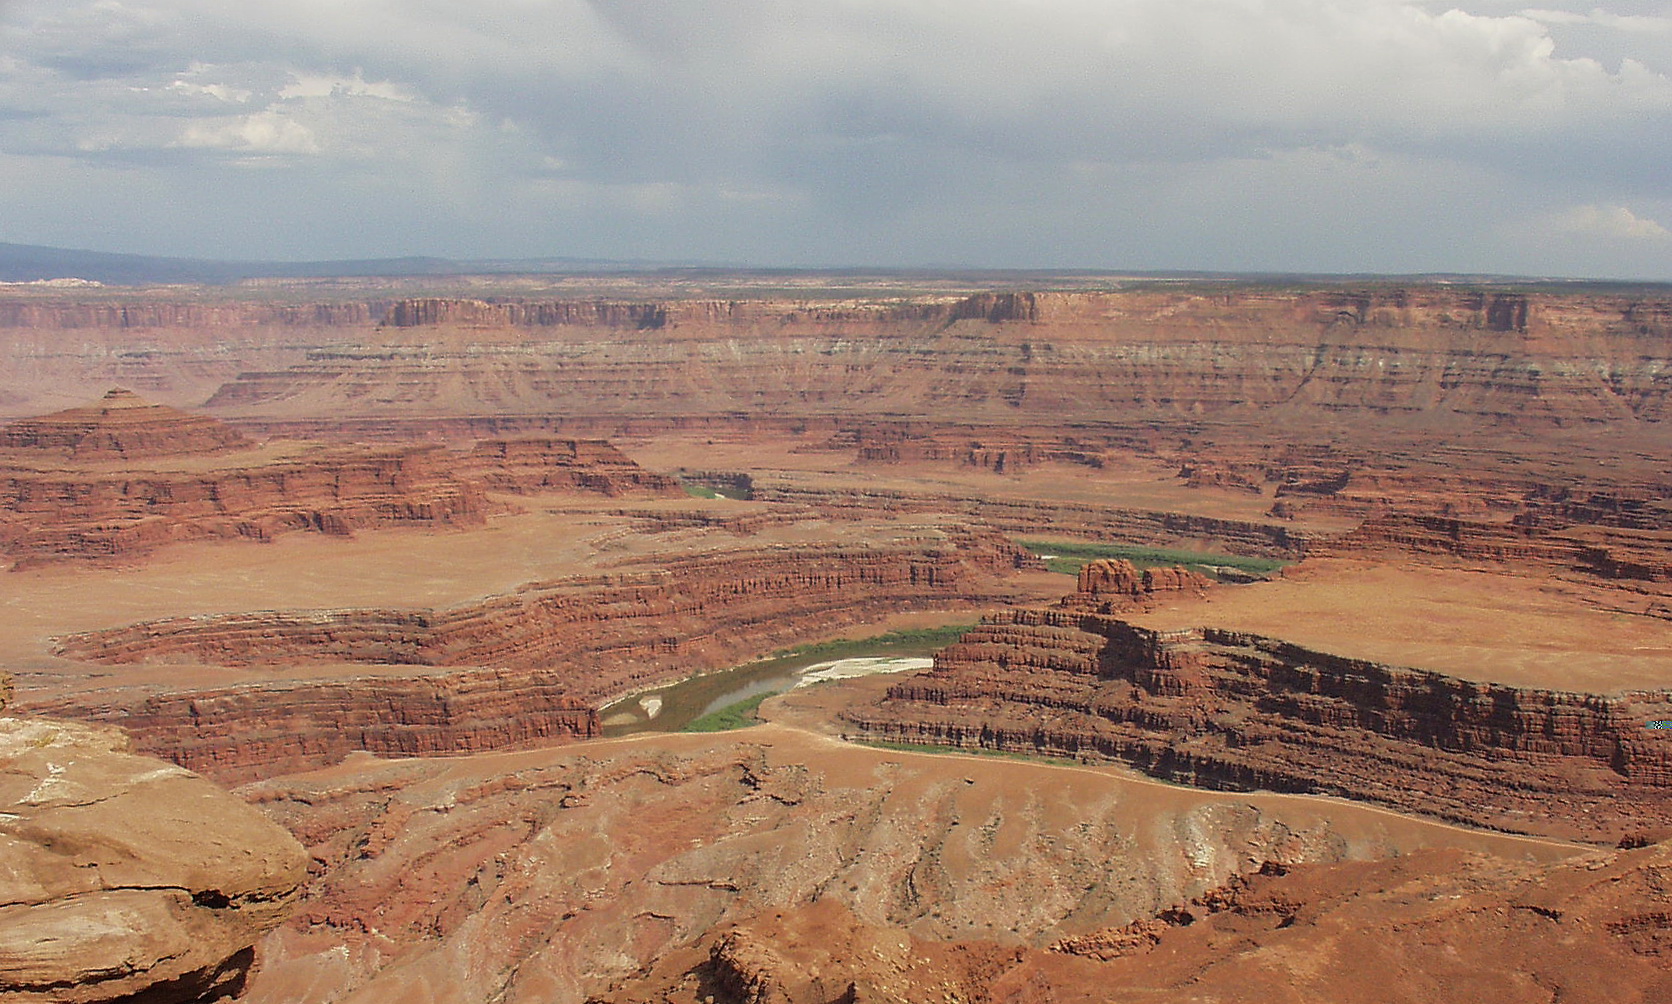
[0,713,307,1003]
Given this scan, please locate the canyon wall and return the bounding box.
[468,437,682,495]
[0,392,687,565]
[0,443,490,566]
[747,480,1310,558]
[151,287,1672,429]
[846,607,1672,842]
[1312,512,1672,582]
[55,534,1035,687]
[38,532,1038,778]
[237,721,1558,1004]
[1,388,250,457]
[26,670,600,785]
[0,300,380,329]
[2,287,1665,455]
[0,299,379,416]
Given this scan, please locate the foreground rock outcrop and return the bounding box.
[0,695,306,1002]
[234,713,1565,1004]
[846,606,1672,843]
[596,839,1672,1004]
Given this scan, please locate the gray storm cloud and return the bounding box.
[1,0,1669,277]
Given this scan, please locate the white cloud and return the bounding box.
[1543,203,1672,240]
[1,0,1670,275]
[174,109,320,155]
[278,70,416,103]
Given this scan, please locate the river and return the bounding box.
[599,648,937,736]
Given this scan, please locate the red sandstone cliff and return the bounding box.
[1064,558,1214,611]
[1315,512,1672,582]
[846,607,1672,843]
[177,288,1672,429]
[467,438,682,496]
[0,394,689,565]
[38,532,1038,778]
[748,480,1309,558]
[1,388,249,457]
[27,669,600,785]
[0,443,489,566]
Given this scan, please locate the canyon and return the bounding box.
[847,563,1672,844]
[234,680,1596,1004]
[37,529,1037,781]
[0,275,1666,1002]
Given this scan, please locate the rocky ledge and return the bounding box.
[0,388,250,458]
[596,840,1672,1004]
[0,394,686,566]
[39,531,1036,779]
[846,606,1672,843]
[0,708,306,1002]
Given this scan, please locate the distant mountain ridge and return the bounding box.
[3,240,1665,289]
[0,242,656,285]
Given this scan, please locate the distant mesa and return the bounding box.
[0,388,250,459]
[0,390,686,567]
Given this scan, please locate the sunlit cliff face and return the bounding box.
[0,276,1667,1003]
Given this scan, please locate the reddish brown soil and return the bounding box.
[234,689,1585,1004]
[598,840,1672,1004]
[0,279,1668,1003]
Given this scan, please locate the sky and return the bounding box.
[1,1,1670,278]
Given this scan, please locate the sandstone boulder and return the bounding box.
[0,712,306,1003]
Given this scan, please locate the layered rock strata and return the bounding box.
[234,722,1558,1004]
[41,533,1036,778]
[55,534,1033,682]
[467,438,681,496]
[599,841,1672,1004]
[1,388,249,457]
[1064,558,1214,612]
[1314,512,1672,582]
[191,288,1672,428]
[28,670,600,785]
[0,681,307,1003]
[0,300,373,415]
[747,481,1309,559]
[0,394,686,565]
[846,608,1672,842]
[0,443,489,566]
